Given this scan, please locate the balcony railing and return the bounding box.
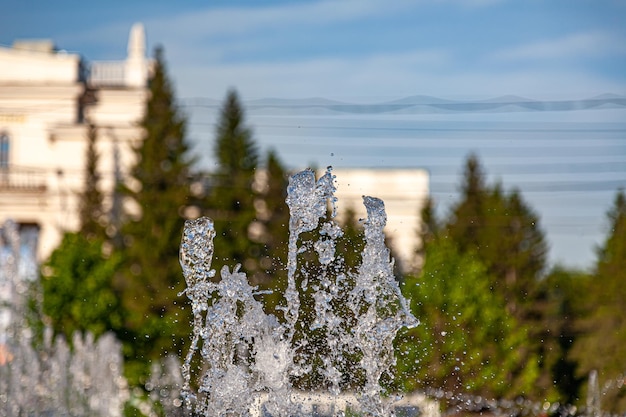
[0,167,47,192]
[88,61,126,87]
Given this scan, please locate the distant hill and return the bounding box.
[183,94,626,115]
[381,95,458,106]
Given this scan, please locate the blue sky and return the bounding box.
[3,0,625,99]
[2,0,626,270]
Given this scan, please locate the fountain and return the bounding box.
[1,167,616,416]
[0,220,128,417]
[0,167,426,417]
[179,167,420,416]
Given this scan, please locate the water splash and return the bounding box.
[0,221,127,417]
[180,167,418,416]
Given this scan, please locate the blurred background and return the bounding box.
[2,0,625,268]
[1,1,625,415]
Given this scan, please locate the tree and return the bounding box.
[203,89,262,282]
[335,206,366,273]
[570,190,626,412]
[446,154,488,253]
[115,47,194,383]
[445,154,547,320]
[255,150,291,311]
[533,266,590,405]
[42,122,121,342]
[42,234,123,340]
[432,155,550,403]
[78,123,106,241]
[415,196,439,268]
[395,237,541,403]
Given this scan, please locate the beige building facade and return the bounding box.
[0,23,429,274]
[0,23,150,261]
[326,168,429,272]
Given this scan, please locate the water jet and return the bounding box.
[179,167,422,416]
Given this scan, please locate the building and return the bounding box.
[0,22,429,274]
[327,168,429,272]
[0,23,150,261]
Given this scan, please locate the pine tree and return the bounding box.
[435,154,550,402]
[395,237,541,403]
[42,233,123,340]
[446,154,547,319]
[115,47,194,383]
[595,189,626,287]
[42,123,121,343]
[78,123,105,240]
[416,196,439,265]
[335,206,366,273]
[447,154,489,254]
[204,89,262,281]
[256,150,290,310]
[534,266,590,405]
[570,189,626,412]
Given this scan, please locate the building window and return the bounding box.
[18,223,40,281]
[0,222,40,282]
[0,133,8,168]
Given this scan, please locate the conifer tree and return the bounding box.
[42,233,123,340]
[115,47,194,383]
[259,150,289,276]
[447,154,488,253]
[534,266,590,405]
[416,196,439,264]
[445,154,547,319]
[570,189,626,412]
[78,123,105,240]
[256,150,290,310]
[42,122,121,342]
[204,89,262,281]
[435,154,550,401]
[395,237,541,402]
[336,206,366,273]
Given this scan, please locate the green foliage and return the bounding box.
[445,154,548,319]
[336,206,366,273]
[79,123,106,241]
[42,119,119,344]
[281,202,369,391]
[42,233,123,340]
[204,89,263,282]
[570,189,626,412]
[417,196,439,256]
[256,150,291,311]
[288,222,345,390]
[595,189,626,282]
[395,237,540,401]
[115,47,194,384]
[534,265,590,405]
[411,154,552,403]
[345,406,364,416]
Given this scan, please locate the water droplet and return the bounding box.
[179,168,418,416]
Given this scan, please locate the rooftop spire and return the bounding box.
[125,22,147,88]
[127,22,146,61]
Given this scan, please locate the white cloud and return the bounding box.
[56,0,417,60]
[491,31,626,62]
[65,0,510,63]
[144,0,415,40]
[172,52,625,101]
[67,1,623,102]
[171,48,452,99]
[142,0,505,51]
[445,0,507,7]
